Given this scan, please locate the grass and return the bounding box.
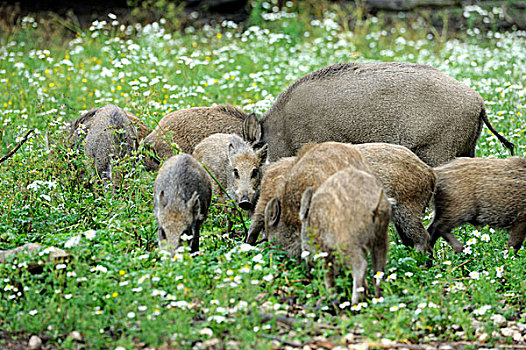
[0,2,525,349]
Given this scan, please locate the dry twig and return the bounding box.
[0,130,34,164]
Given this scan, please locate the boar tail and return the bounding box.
[372,188,385,222]
[480,109,515,156]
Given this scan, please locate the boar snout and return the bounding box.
[238,194,252,210]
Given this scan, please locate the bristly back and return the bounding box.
[69,108,100,140]
[261,62,437,120]
[214,104,249,120]
[295,143,318,162]
[108,106,136,157]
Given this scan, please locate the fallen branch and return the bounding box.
[258,313,338,333]
[261,334,302,348]
[452,257,474,271]
[259,312,303,328]
[0,130,34,164]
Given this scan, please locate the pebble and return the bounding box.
[490,314,506,325]
[342,333,355,344]
[68,330,82,342]
[28,335,42,350]
[478,332,489,342]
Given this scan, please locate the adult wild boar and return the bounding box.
[429,157,526,253]
[300,167,391,305]
[154,154,212,253]
[243,62,514,167]
[144,105,251,170]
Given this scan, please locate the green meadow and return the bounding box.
[0,2,525,349]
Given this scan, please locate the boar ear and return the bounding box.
[265,197,281,227]
[159,190,168,208]
[227,142,235,166]
[189,192,203,220]
[299,187,313,221]
[242,113,261,145]
[372,189,384,223]
[256,144,268,166]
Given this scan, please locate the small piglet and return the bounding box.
[193,133,267,214]
[245,157,296,245]
[429,157,526,253]
[299,167,391,305]
[154,154,212,253]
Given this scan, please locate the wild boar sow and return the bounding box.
[243,62,514,166]
[300,167,391,305]
[154,154,212,253]
[429,157,526,253]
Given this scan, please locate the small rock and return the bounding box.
[348,344,368,350]
[513,331,522,342]
[501,328,514,337]
[438,345,454,350]
[68,331,82,342]
[342,333,355,344]
[302,345,313,350]
[471,320,482,328]
[202,339,220,348]
[478,333,489,342]
[225,340,239,350]
[490,314,506,325]
[115,346,126,350]
[380,338,396,346]
[28,335,42,350]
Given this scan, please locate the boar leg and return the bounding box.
[246,214,264,245]
[392,206,430,252]
[509,212,526,254]
[323,257,336,291]
[190,221,202,253]
[372,236,388,298]
[428,218,464,253]
[349,248,368,306]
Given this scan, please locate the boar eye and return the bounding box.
[251,168,258,179]
[233,169,239,179]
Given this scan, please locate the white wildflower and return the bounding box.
[84,230,96,240]
[262,274,273,282]
[469,271,480,280]
[64,235,81,248]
